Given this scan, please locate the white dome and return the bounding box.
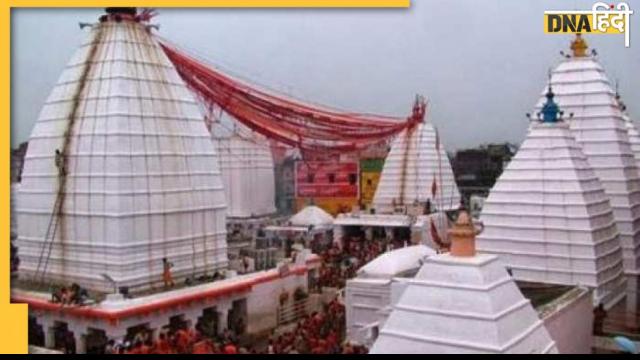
[357,245,435,278]
[373,121,460,213]
[289,206,334,227]
[16,20,228,292]
[535,56,640,275]
[477,121,626,307]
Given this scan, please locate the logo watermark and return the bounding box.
[544,2,633,47]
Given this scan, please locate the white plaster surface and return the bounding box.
[370,254,558,354]
[16,20,228,292]
[535,57,640,276]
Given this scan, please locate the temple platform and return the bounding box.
[15,255,321,354]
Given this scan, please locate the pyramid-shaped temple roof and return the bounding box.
[533,36,640,276]
[16,10,228,292]
[373,121,460,213]
[371,212,557,354]
[477,119,626,307]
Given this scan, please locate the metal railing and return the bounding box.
[277,298,309,326]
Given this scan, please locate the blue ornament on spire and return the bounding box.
[540,85,562,123]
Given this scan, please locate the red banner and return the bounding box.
[295,162,359,198]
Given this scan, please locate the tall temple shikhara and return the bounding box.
[477,85,626,307]
[478,34,639,311]
[545,35,640,280]
[373,114,460,214]
[16,8,229,292]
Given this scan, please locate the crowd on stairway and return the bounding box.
[266,299,367,354]
[317,236,387,289]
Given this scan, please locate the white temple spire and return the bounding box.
[372,107,460,214]
[16,9,229,292]
[477,87,626,307]
[539,35,640,277]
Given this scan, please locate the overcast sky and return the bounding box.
[10,0,640,150]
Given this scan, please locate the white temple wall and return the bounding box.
[345,278,391,345]
[27,265,314,353]
[626,274,640,328]
[245,270,309,335]
[541,288,594,354]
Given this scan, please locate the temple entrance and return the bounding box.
[196,307,219,339]
[392,227,411,247]
[343,226,365,239]
[27,316,44,347]
[371,227,387,241]
[53,322,75,354]
[85,328,108,354]
[167,315,190,337]
[229,299,248,336]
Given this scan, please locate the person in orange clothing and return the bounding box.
[192,339,213,354]
[311,339,327,354]
[162,258,175,289]
[223,342,238,354]
[153,333,173,354]
[139,340,152,355]
[342,342,355,355]
[174,327,193,354]
[125,341,142,354]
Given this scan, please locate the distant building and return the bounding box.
[451,142,516,201]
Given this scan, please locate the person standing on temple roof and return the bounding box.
[162,257,175,289]
[242,254,250,274]
[54,149,66,176]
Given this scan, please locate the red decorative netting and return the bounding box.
[159,41,425,154]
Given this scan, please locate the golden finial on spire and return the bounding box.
[570,33,588,58]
